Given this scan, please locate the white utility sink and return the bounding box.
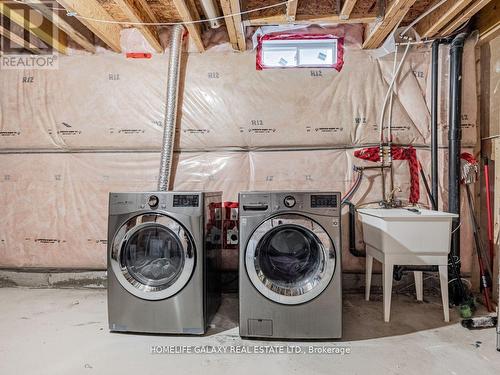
[357,208,458,256]
[358,208,457,322]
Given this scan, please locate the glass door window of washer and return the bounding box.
[245,214,336,305]
[110,214,195,300]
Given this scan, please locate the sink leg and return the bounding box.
[365,255,373,301]
[414,271,423,301]
[439,265,450,322]
[383,262,393,322]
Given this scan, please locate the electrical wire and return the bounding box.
[399,0,448,38]
[11,0,294,26]
[354,200,382,209]
[451,222,461,235]
[396,275,434,293]
[63,0,294,26]
[481,134,500,141]
[12,0,67,11]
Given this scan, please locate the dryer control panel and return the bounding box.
[108,192,205,216]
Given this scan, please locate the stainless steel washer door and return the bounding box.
[110,213,195,301]
[245,214,336,305]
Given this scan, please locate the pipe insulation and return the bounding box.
[158,25,184,192]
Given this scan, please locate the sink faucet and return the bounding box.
[380,187,402,208]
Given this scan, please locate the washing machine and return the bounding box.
[107,191,222,334]
[239,191,342,339]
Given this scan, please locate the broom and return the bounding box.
[461,153,493,312]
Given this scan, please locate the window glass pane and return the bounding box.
[299,46,334,65]
[262,47,297,67]
[260,38,338,68]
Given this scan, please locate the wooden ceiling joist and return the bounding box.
[230,0,246,51]
[297,12,376,24]
[246,14,286,25]
[246,1,376,26]
[170,0,205,52]
[57,0,122,52]
[220,0,245,51]
[363,0,417,49]
[113,0,162,53]
[441,0,493,36]
[0,1,67,54]
[0,23,42,54]
[478,21,500,44]
[136,0,160,23]
[24,0,95,53]
[186,0,202,22]
[475,0,500,44]
[340,0,359,20]
[220,0,238,49]
[247,13,377,26]
[0,0,497,55]
[286,0,299,22]
[416,0,475,38]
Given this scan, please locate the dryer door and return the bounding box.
[245,213,336,305]
[110,213,195,301]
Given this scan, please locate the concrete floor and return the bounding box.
[0,287,498,374]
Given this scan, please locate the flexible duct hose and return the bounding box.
[158,25,184,191]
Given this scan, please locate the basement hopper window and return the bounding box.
[256,35,343,71]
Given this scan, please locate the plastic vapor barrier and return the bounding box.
[0,25,478,271]
[0,149,474,272]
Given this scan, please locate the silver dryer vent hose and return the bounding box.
[158,24,184,192]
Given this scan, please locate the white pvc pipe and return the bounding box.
[378,42,411,147]
[200,0,222,28]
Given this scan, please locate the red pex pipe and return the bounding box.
[484,161,494,268]
[354,145,420,203]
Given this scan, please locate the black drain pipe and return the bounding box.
[392,37,467,283]
[430,40,440,210]
[448,33,468,305]
[347,202,365,257]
